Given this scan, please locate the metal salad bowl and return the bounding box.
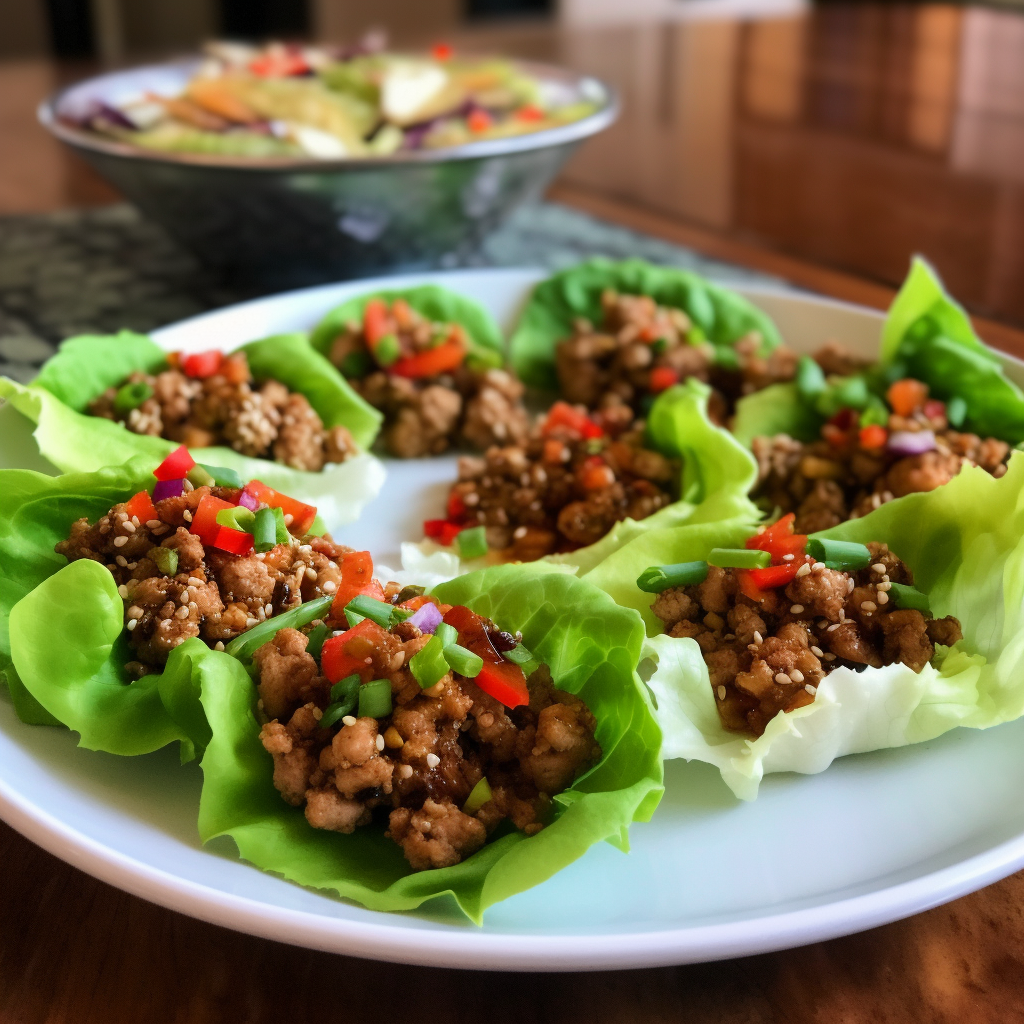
[39,58,618,289]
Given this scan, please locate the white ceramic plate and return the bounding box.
[3,268,1024,972]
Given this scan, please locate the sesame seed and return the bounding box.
[513,526,527,539]
[284,513,294,526]
[246,617,258,628]
[717,685,726,700]
[122,521,136,533]
[214,641,225,651]
[847,578,855,593]
[264,603,272,616]
[775,672,792,685]
[115,555,128,567]
[753,630,763,644]
[182,479,194,492]
[117,585,129,598]
[127,605,143,619]
[400,764,413,779]
[796,563,811,578]
[823,652,836,661]
[131,516,141,528]
[872,562,886,573]
[364,656,372,665]
[305,567,317,580]
[426,753,440,768]
[790,604,804,614]
[255,552,265,559]
[126,618,138,631]
[183,510,193,522]
[322,580,337,593]
[812,562,825,572]
[179,590,191,604]
[827,623,842,632]
[791,669,804,683]
[375,733,385,751]
[810,645,823,656]
[877,591,889,605]
[342,715,357,727]
[188,601,198,613]
[146,519,161,529]
[878,581,891,591]
[299,544,312,553]
[805,683,817,695]
[113,535,128,547]
[861,600,877,612]
[175,605,190,619]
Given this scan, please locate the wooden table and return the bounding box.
[4,6,1024,1018]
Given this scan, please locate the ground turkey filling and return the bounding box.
[328,299,529,458]
[256,617,601,871]
[554,288,798,421]
[56,484,353,673]
[89,351,356,471]
[446,402,678,561]
[752,377,1011,534]
[651,543,963,737]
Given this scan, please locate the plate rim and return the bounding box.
[4,265,1023,971]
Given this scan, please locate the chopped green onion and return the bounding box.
[503,644,534,665]
[305,623,330,661]
[409,634,449,689]
[462,777,492,814]
[374,333,400,367]
[946,395,968,428]
[817,375,870,417]
[650,337,668,356]
[358,678,392,718]
[346,593,397,629]
[859,398,889,428]
[340,350,372,378]
[225,595,333,662]
[584,438,604,455]
[271,506,290,544]
[888,582,931,613]
[713,346,740,371]
[113,381,153,416]
[686,325,706,344]
[707,548,771,570]
[197,464,243,488]
[637,560,710,593]
[434,622,458,648]
[307,514,328,537]
[216,506,255,533]
[806,538,872,571]
[330,672,361,705]
[796,355,826,400]
[151,546,178,576]
[344,607,366,628]
[252,506,278,552]
[443,643,483,678]
[457,525,488,560]
[319,703,347,730]
[187,464,216,488]
[395,584,425,604]
[465,347,503,371]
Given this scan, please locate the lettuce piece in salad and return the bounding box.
[309,283,506,369]
[509,258,783,392]
[636,454,1024,800]
[197,564,664,923]
[0,331,385,530]
[0,459,241,758]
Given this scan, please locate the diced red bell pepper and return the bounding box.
[424,518,445,539]
[887,378,928,417]
[124,490,158,525]
[543,439,566,464]
[447,492,466,519]
[181,349,224,379]
[190,494,235,545]
[745,514,808,563]
[475,660,529,709]
[431,42,453,61]
[747,561,804,590]
[321,618,391,683]
[822,423,852,448]
[737,570,769,603]
[390,340,465,379]
[580,457,615,491]
[467,109,493,133]
[328,550,381,619]
[423,519,463,546]
[924,399,946,420]
[248,51,309,77]
[362,298,391,345]
[242,480,317,536]
[542,401,603,440]
[859,424,888,449]
[154,445,195,481]
[649,366,680,393]
[828,408,858,432]
[515,104,544,121]
[213,525,254,557]
[220,353,250,384]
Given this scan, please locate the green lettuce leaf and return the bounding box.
[309,284,506,365]
[730,382,823,447]
[0,459,245,758]
[198,564,664,923]
[509,258,783,391]
[0,343,386,531]
[640,453,1024,799]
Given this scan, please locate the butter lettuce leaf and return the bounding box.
[509,258,783,391]
[640,453,1024,799]
[198,564,664,923]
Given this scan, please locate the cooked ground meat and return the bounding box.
[328,298,529,457]
[256,610,601,871]
[554,289,798,420]
[55,482,353,673]
[652,542,963,737]
[752,384,1010,533]
[89,351,356,471]
[445,401,678,561]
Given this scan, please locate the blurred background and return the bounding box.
[2,0,1024,330]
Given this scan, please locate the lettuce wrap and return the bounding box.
[732,257,1024,446]
[197,563,664,922]
[309,283,505,366]
[509,258,783,392]
[616,454,1024,800]
[0,331,385,530]
[404,379,764,580]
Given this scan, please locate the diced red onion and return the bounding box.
[407,601,443,634]
[238,490,259,511]
[152,478,185,502]
[887,430,936,456]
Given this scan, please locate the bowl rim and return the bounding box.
[38,54,620,173]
